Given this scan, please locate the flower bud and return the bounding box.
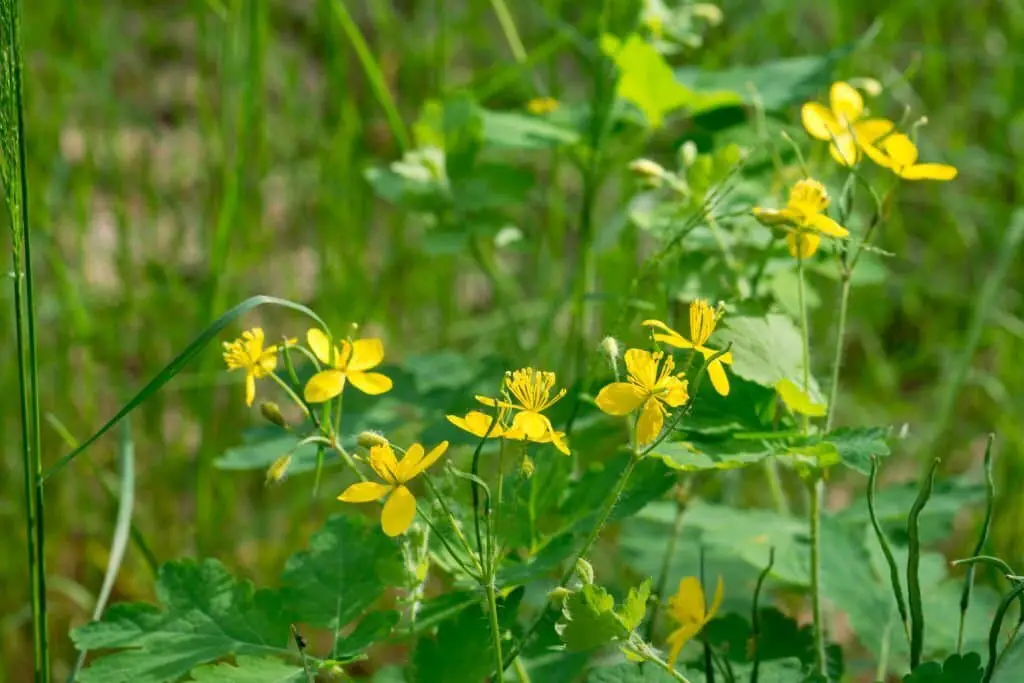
[520,455,535,479]
[691,3,724,25]
[848,77,883,97]
[357,431,389,449]
[265,453,292,486]
[628,158,666,183]
[574,558,595,585]
[679,140,699,168]
[259,401,288,429]
[548,587,572,605]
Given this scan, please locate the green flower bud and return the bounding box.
[259,401,288,429]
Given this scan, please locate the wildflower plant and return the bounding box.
[31,11,1020,683]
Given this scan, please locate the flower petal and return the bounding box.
[786,231,821,260]
[751,206,801,227]
[623,348,658,390]
[828,135,859,167]
[447,411,504,438]
[349,338,385,371]
[706,575,725,621]
[595,382,647,416]
[805,212,849,238]
[659,376,690,408]
[511,410,554,442]
[369,444,401,484]
[338,481,392,503]
[381,485,417,536]
[245,373,256,407]
[668,577,706,624]
[641,319,693,349]
[304,369,345,403]
[800,102,838,141]
[549,431,571,455]
[402,441,448,480]
[830,81,863,124]
[348,371,393,395]
[636,398,665,445]
[851,118,894,146]
[706,359,731,397]
[689,299,716,347]
[901,163,958,181]
[878,133,919,167]
[666,625,701,668]
[306,328,333,365]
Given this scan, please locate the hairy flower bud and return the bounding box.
[574,558,595,585]
[357,431,389,449]
[259,401,288,429]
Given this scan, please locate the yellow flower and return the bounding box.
[476,368,570,455]
[526,97,559,115]
[338,441,448,537]
[222,328,294,407]
[862,131,957,181]
[752,179,850,259]
[446,410,506,439]
[801,81,894,166]
[595,349,690,445]
[303,328,392,403]
[643,300,733,397]
[665,576,723,667]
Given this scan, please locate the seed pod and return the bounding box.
[260,401,288,429]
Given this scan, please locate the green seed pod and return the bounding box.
[260,401,288,429]
[357,431,389,449]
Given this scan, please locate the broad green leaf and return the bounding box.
[823,427,891,475]
[599,33,739,128]
[403,351,482,393]
[903,653,984,683]
[782,441,840,474]
[718,315,823,401]
[620,580,652,632]
[412,591,479,634]
[280,515,404,629]
[71,559,292,683]
[775,379,826,417]
[188,656,304,682]
[412,587,523,683]
[562,452,677,535]
[674,47,853,112]
[993,635,1024,683]
[479,109,581,149]
[332,611,401,662]
[556,584,628,652]
[215,433,320,474]
[587,662,678,682]
[650,441,769,471]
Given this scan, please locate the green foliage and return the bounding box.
[903,653,984,683]
[718,315,823,401]
[187,657,305,683]
[557,583,630,652]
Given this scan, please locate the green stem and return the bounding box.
[762,458,790,515]
[635,644,691,683]
[512,656,532,683]
[485,580,506,682]
[824,275,851,432]
[646,491,687,642]
[808,479,826,676]
[796,254,811,433]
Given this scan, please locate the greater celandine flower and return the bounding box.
[222,328,295,407]
[303,328,392,403]
[665,575,724,666]
[801,81,894,166]
[338,441,448,537]
[595,349,689,445]
[643,300,734,397]
[751,178,850,259]
[473,368,570,455]
[863,131,957,181]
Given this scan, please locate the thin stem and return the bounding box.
[808,479,826,676]
[762,458,790,515]
[796,254,811,434]
[485,581,505,682]
[268,371,310,417]
[512,656,532,683]
[646,490,687,641]
[824,276,851,432]
[488,0,528,64]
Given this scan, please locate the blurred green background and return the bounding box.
[3,0,1023,680]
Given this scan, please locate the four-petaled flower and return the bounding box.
[665,575,724,667]
[338,441,448,537]
[475,368,570,455]
[863,131,957,181]
[801,81,894,167]
[643,300,733,397]
[222,328,294,407]
[595,349,690,445]
[303,328,393,403]
[752,178,849,259]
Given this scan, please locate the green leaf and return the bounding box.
[556,584,628,652]
[674,47,853,112]
[479,109,581,149]
[214,433,320,474]
[776,379,826,417]
[586,662,678,682]
[402,351,483,393]
[188,656,305,682]
[280,515,404,629]
[650,440,769,471]
[71,559,292,683]
[332,611,400,662]
[412,587,523,683]
[993,636,1024,683]
[600,33,739,128]
[619,580,652,632]
[718,314,823,401]
[903,653,984,683]
[823,427,891,475]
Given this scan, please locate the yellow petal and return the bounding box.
[788,178,830,213]
[829,81,863,124]
[775,378,826,417]
[800,102,838,141]
[805,212,849,238]
[369,443,401,484]
[666,625,701,668]
[641,319,693,349]
[636,398,665,445]
[549,430,571,455]
[751,206,801,227]
[245,373,256,407]
[706,359,731,397]
[349,338,385,371]
[851,118,894,146]
[446,411,504,438]
[381,485,417,536]
[901,163,957,181]
[595,382,647,416]
[306,328,333,366]
[338,481,393,503]
[659,376,689,408]
[511,410,553,442]
[668,577,707,624]
[304,369,344,403]
[786,231,821,259]
[402,441,448,480]
[348,371,393,395]
[878,133,919,167]
[623,348,658,390]
[706,576,725,621]
[828,134,859,167]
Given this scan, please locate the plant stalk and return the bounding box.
[808,478,826,676]
[824,275,851,432]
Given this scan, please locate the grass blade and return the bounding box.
[43,295,328,482]
[66,420,136,682]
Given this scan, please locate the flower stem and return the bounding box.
[824,275,851,432]
[796,254,811,433]
[646,489,687,642]
[809,478,827,676]
[485,580,505,683]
